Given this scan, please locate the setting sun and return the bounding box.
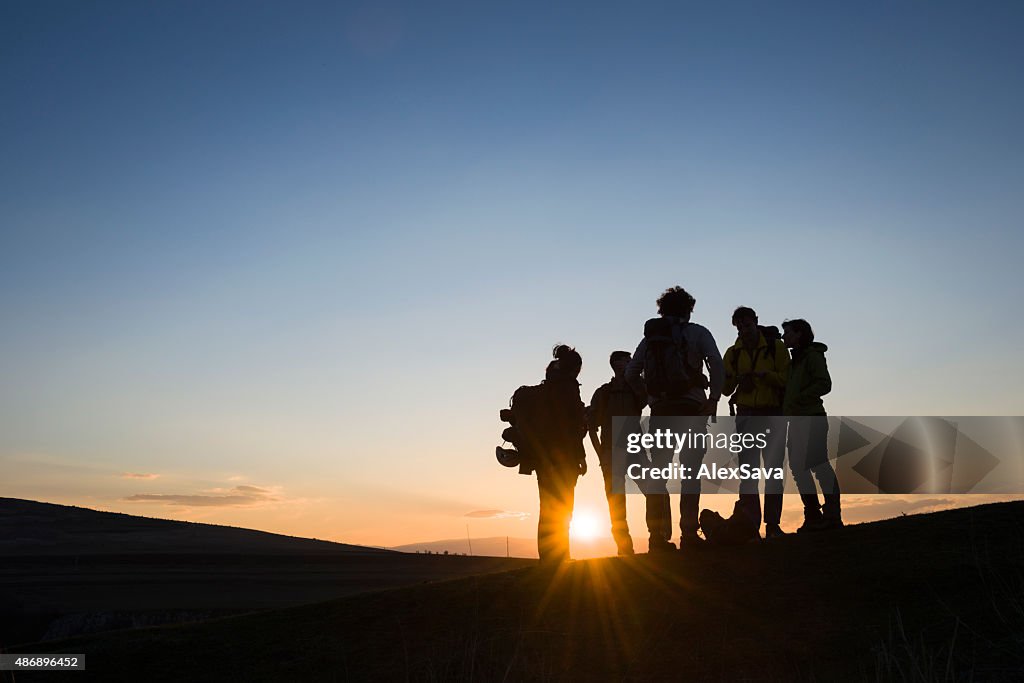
[569,510,603,541]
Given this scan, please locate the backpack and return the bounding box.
[504,381,584,474]
[759,325,781,348]
[699,502,759,546]
[642,317,705,401]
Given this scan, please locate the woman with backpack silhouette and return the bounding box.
[503,345,588,564]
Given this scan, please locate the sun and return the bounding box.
[569,510,602,541]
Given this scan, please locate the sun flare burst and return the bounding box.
[569,510,603,541]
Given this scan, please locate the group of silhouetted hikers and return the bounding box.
[498,286,843,564]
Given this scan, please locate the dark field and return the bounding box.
[0,552,534,646]
[0,498,531,646]
[7,502,1024,681]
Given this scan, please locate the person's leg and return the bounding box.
[536,471,558,563]
[678,411,708,545]
[644,479,671,542]
[735,412,763,530]
[814,462,842,526]
[787,417,822,531]
[762,415,787,530]
[806,417,842,528]
[601,462,633,554]
[645,406,674,548]
[544,471,577,561]
[537,469,574,563]
[560,472,579,556]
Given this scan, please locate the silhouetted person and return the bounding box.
[509,345,588,563]
[587,350,644,556]
[782,319,843,531]
[722,306,790,539]
[626,287,724,552]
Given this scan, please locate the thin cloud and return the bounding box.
[122,485,278,508]
[121,472,160,480]
[465,509,530,520]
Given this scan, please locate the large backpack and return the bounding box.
[642,317,704,401]
[700,502,760,546]
[506,381,584,473]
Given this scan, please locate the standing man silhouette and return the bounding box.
[588,350,644,556]
[626,287,724,552]
[722,306,790,539]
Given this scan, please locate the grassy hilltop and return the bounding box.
[8,501,1024,682]
[0,498,532,647]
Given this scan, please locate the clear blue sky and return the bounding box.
[2,1,1022,545]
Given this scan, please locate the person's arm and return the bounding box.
[574,392,588,475]
[698,327,724,415]
[722,346,738,397]
[702,329,724,402]
[762,340,790,388]
[624,340,647,400]
[805,351,832,398]
[586,386,605,455]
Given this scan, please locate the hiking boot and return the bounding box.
[820,495,843,530]
[764,523,787,539]
[807,515,845,532]
[678,532,706,552]
[647,537,676,554]
[797,507,823,534]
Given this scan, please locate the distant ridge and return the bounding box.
[392,535,619,558]
[393,536,536,557]
[0,498,390,556]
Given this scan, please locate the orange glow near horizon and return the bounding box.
[569,508,604,542]
[8,481,1024,559]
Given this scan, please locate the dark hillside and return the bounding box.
[0,498,385,556]
[0,499,531,647]
[12,502,1024,681]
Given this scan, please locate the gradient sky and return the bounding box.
[3,1,1023,550]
